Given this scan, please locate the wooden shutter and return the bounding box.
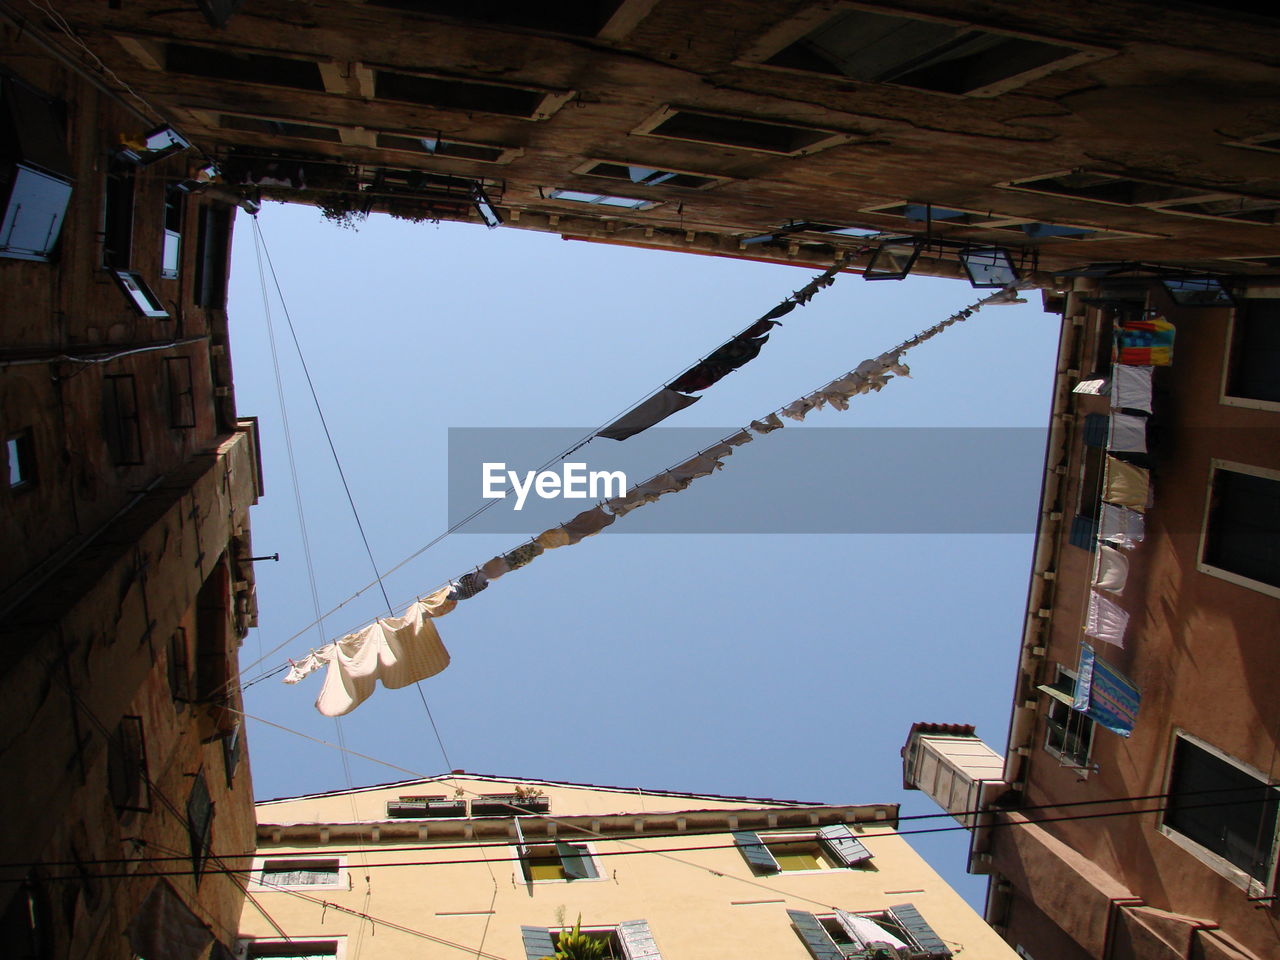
[1082,414,1109,448]
[617,919,662,960]
[732,830,780,872]
[556,841,596,879]
[818,824,872,866]
[787,910,843,960]
[888,904,950,957]
[186,773,213,880]
[520,926,555,960]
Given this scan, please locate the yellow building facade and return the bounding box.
[238,774,1018,960]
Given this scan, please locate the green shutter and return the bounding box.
[521,926,555,960]
[818,824,872,866]
[617,919,662,959]
[889,904,950,957]
[557,841,596,880]
[787,909,844,960]
[733,830,779,872]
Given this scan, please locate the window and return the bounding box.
[1161,733,1279,890]
[1000,170,1212,207]
[1199,462,1280,595]
[634,106,851,156]
[733,824,872,874]
[222,722,242,788]
[374,70,570,120]
[164,43,325,91]
[240,939,343,960]
[1223,299,1280,408]
[0,75,73,262]
[863,239,922,280]
[103,374,144,466]
[789,905,951,959]
[1154,196,1280,226]
[194,204,231,309]
[375,133,511,163]
[187,772,213,881]
[162,185,183,279]
[790,222,880,239]
[165,356,197,429]
[518,841,600,881]
[102,165,134,269]
[1039,666,1094,769]
[960,247,1019,287]
[575,160,725,190]
[218,113,342,143]
[6,429,35,489]
[107,715,150,814]
[862,201,1008,227]
[168,627,191,706]
[250,856,347,891]
[366,0,643,38]
[751,7,1096,97]
[547,188,660,211]
[521,920,660,960]
[0,875,53,960]
[111,270,169,318]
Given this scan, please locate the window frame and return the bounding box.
[1039,664,1095,771]
[546,188,662,212]
[374,130,521,164]
[1219,296,1280,412]
[363,0,659,42]
[736,2,1108,99]
[107,715,151,814]
[1196,459,1280,599]
[1157,730,1280,896]
[247,855,349,892]
[632,104,855,157]
[736,825,874,875]
[511,840,605,883]
[103,373,145,466]
[161,183,184,279]
[165,355,198,429]
[194,204,231,310]
[187,770,214,883]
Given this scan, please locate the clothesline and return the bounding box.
[282,285,1029,716]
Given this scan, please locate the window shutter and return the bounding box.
[520,926,555,960]
[1082,414,1109,448]
[732,830,780,872]
[617,919,662,960]
[787,909,844,960]
[1068,514,1098,550]
[888,904,950,957]
[556,841,596,880]
[818,824,872,866]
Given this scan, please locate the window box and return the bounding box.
[521,919,659,960]
[386,797,466,817]
[472,793,549,816]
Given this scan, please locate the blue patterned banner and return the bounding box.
[1073,642,1141,737]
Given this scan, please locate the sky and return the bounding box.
[226,201,1061,910]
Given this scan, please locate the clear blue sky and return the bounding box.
[227,202,1060,909]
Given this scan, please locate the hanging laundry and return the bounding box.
[1108,412,1148,454]
[503,541,543,570]
[669,453,725,485]
[481,556,510,580]
[313,600,451,717]
[1111,365,1153,414]
[597,389,700,441]
[562,505,615,543]
[1084,590,1130,647]
[750,413,784,434]
[1118,315,1175,366]
[758,301,796,322]
[741,317,782,338]
[725,428,753,447]
[453,570,488,599]
[536,527,572,549]
[1099,503,1145,549]
[605,489,647,517]
[422,584,457,617]
[668,331,770,393]
[1093,544,1130,595]
[1103,456,1150,512]
[781,398,815,422]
